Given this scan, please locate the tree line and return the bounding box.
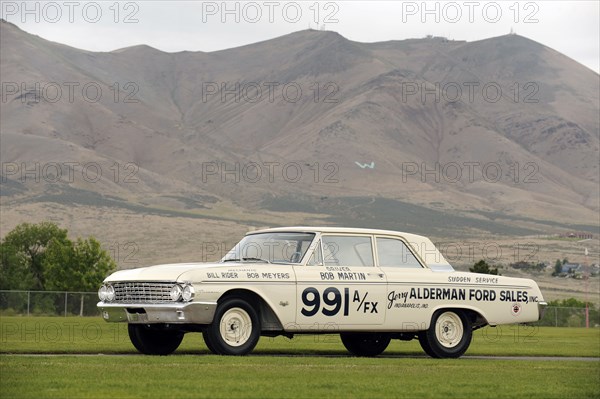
[1,221,116,292]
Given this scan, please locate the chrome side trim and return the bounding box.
[97,301,217,324]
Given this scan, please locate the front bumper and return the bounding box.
[97,301,217,324]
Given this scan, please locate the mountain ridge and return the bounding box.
[1,21,598,237]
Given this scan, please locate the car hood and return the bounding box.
[104,262,224,282]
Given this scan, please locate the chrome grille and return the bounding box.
[112,282,175,303]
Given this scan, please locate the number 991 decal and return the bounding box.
[301,287,379,316]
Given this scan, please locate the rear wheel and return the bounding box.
[203,297,261,355]
[128,324,184,355]
[418,310,472,358]
[340,333,391,357]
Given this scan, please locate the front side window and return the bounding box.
[321,235,374,267]
[222,232,315,264]
[376,237,423,268]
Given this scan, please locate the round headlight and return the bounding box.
[182,285,195,302]
[170,284,183,302]
[106,285,115,301]
[98,285,107,301]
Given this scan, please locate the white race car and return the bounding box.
[98,227,546,358]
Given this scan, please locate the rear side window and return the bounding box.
[376,237,423,268]
[321,236,374,267]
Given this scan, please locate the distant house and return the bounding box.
[561,263,582,274]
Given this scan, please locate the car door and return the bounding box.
[375,236,432,330]
[293,234,387,330]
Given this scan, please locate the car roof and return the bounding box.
[249,226,426,239]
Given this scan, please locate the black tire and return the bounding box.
[340,333,391,357]
[202,328,221,354]
[128,324,184,355]
[203,297,261,355]
[418,309,472,358]
[417,332,436,358]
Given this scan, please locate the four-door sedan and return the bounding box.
[98,227,546,358]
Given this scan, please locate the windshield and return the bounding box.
[221,232,316,264]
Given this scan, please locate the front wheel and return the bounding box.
[203,297,261,355]
[128,324,184,355]
[418,309,472,358]
[340,333,391,357]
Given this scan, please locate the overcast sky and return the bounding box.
[2,1,599,72]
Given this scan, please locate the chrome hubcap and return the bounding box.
[220,307,252,347]
[435,312,464,348]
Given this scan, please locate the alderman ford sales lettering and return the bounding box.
[408,288,529,303]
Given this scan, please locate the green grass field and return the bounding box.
[1,317,599,398]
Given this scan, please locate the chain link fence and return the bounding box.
[536,306,599,328]
[0,290,99,317]
[0,290,598,327]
